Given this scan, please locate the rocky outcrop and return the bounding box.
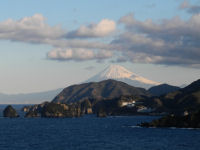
[24,101,91,118]
[23,102,50,117]
[139,110,200,128]
[86,108,93,114]
[3,105,19,118]
[80,99,93,114]
[25,111,40,118]
[21,105,33,112]
[41,102,81,118]
[97,109,107,117]
[22,102,49,113]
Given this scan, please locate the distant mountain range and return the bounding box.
[86,65,160,89]
[52,79,150,104]
[148,84,180,96]
[0,89,62,104]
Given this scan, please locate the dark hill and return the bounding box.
[52,79,150,104]
[180,79,200,93]
[158,79,200,114]
[148,84,180,96]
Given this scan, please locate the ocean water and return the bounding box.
[0,105,200,150]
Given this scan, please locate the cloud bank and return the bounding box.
[115,13,200,66]
[0,12,200,67]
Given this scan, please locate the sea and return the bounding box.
[0,105,200,150]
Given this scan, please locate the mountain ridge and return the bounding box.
[52,79,151,104]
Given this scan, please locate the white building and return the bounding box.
[137,106,154,113]
[121,100,136,107]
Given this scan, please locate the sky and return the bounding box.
[0,0,200,94]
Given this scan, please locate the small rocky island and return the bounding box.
[139,110,200,128]
[3,105,19,118]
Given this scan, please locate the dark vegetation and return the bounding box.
[155,79,200,114]
[52,79,150,103]
[140,110,200,128]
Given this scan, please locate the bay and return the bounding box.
[0,105,199,150]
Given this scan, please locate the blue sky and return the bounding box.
[0,0,200,93]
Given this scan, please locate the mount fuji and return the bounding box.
[86,65,160,89]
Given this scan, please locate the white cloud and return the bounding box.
[0,14,65,43]
[47,48,113,61]
[66,19,116,38]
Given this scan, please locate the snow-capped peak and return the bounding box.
[99,65,135,79]
[86,65,160,89]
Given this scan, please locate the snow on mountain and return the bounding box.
[86,65,160,89]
